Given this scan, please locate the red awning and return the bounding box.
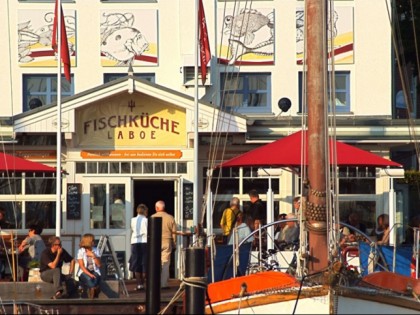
[0,152,57,173]
[218,130,402,169]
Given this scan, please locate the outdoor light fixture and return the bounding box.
[276,97,292,118]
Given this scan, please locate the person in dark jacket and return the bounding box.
[246,189,266,229]
[40,236,75,299]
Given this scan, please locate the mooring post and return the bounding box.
[146,216,162,314]
[185,247,206,314]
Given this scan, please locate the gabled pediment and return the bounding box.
[12,76,247,135]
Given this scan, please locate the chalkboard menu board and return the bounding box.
[183,182,193,220]
[67,183,81,220]
[100,251,126,280]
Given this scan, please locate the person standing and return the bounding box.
[376,214,390,246]
[76,233,102,299]
[247,190,266,227]
[40,236,75,299]
[129,203,148,291]
[293,196,301,214]
[228,211,254,245]
[151,200,176,289]
[220,197,241,244]
[17,224,46,281]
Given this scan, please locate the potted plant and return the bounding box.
[28,260,40,269]
[27,260,41,282]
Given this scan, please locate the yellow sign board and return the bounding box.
[76,94,187,147]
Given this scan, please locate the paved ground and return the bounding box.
[0,277,184,314]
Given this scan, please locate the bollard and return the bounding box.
[146,217,162,314]
[185,247,206,314]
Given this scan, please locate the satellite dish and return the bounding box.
[278,98,291,113]
[29,98,43,110]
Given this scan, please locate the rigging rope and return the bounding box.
[202,0,257,229]
[386,0,420,203]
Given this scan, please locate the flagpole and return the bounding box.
[193,0,199,245]
[55,0,62,237]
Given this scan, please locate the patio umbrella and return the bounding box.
[0,152,57,173]
[218,130,402,168]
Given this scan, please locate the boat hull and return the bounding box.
[205,271,420,314]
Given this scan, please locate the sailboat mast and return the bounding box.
[305,0,329,273]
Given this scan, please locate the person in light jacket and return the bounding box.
[77,233,102,299]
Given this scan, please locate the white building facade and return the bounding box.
[0,0,413,278]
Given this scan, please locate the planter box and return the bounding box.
[28,268,42,283]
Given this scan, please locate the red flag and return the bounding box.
[52,0,71,82]
[198,0,211,85]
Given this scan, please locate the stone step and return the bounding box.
[0,280,120,300]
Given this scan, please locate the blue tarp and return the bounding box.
[207,242,252,282]
[358,242,412,276]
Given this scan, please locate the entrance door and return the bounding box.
[133,180,175,217]
[133,180,176,278]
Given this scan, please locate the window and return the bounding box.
[90,183,126,229]
[23,74,74,112]
[0,175,59,230]
[220,73,271,113]
[183,67,211,86]
[299,71,351,113]
[26,201,57,229]
[104,73,155,84]
[76,161,187,174]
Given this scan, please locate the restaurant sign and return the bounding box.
[76,95,187,147]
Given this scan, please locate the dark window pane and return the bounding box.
[166,162,176,173]
[155,163,164,174]
[0,202,22,229]
[87,163,97,174]
[26,201,56,229]
[211,178,239,195]
[76,162,86,174]
[110,162,120,174]
[104,73,155,83]
[243,178,279,194]
[132,162,142,173]
[178,163,187,173]
[98,162,108,174]
[339,179,375,194]
[121,162,131,173]
[0,178,21,194]
[144,163,153,174]
[26,178,56,194]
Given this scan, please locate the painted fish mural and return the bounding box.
[18,11,75,65]
[224,8,274,46]
[100,13,149,67]
[220,8,275,65]
[228,38,273,65]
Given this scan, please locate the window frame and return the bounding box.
[220,72,272,114]
[299,71,351,113]
[104,73,156,84]
[22,74,74,112]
